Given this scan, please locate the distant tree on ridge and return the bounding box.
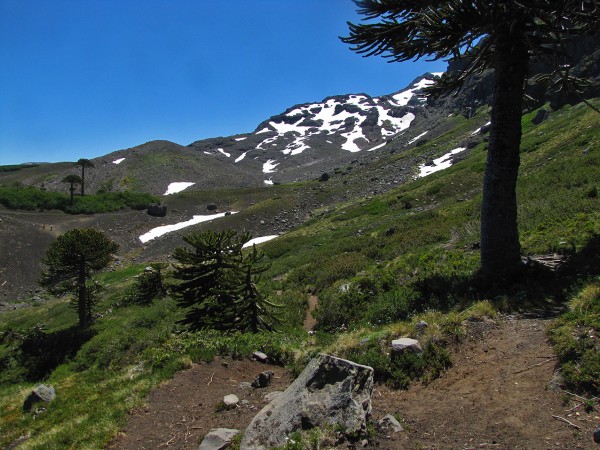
[75,158,94,196]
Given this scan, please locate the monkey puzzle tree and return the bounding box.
[75,158,94,196]
[171,230,280,332]
[40,228,118,329]
[62,174,82,206]
[233,246,282,333]
[342,0,600,280]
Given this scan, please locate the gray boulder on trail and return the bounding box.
[240,354,374,450]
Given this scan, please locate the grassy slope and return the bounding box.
[0,100,599,448]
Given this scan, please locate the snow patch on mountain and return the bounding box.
[418,147,467,177]
[218,148,231,157]
[235,137,247,141]
[113,158,125,164]
[235,151,249,163]
[263,160,279,173]
[139,212,237,243]
[242,235,278,248]
[408,131,429,145]
[164,182,195,195]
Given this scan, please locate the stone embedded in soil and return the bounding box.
[198,428,239,450]
[252,351,268,363]
[263,391,283,402]
[593,427,600,444]
[23,384,56,412]
[223,394,239,408]
[240,354,374,450]
[391,338,423,356]
[251,371,274,388]
[378,414,404,433]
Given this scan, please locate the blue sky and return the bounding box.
[0,0,446,165]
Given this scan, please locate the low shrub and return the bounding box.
[547,280,600,396]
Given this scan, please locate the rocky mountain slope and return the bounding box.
[3,73,452,196]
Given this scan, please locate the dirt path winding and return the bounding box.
[107,318,599,449]
[372,318,598,449]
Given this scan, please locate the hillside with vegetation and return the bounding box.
[0,98,598,448]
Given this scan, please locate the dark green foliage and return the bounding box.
[364,287,420,326]
[171,230,282,332]
[40,229,119,329]
[235,246,282,332]
[0,163,39,173]
[62,174,82,205]
[0,185,157,213]
[120,264,167,306]
[341,337,452,389]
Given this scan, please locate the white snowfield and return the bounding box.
[245,76,441,164]
[471,121,492,136]
[217,148,231,157]
[407,131,429,146]
[163,182,195,195]
[262,159,279,174]
[418,147,467,178]
[139,212,237,243]
[242,235,278,248]
[112,158,125,165]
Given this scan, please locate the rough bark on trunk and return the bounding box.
[78,258,88,329]
[480,24,529,279]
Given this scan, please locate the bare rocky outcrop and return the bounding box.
[240,354,374,450]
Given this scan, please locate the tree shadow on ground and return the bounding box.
[412,234,600,314]
[14,325,95,381]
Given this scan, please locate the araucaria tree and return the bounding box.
[342,0,600,279]
[76,158,94,196]
[40,228,119,329]
[62,174,82,206]
[171,230,281,332]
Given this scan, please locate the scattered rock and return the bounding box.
[144,266,154,273]
[593,427,600,444]
[198,428,240,450]
[263,391,283,402]
[223,394,239,408]
[319,173,330,182]
[147,204,167,217]
[548,369,563,392]
[531,108,549,125]
[251,371,274,388]
[240,354,374,450]
[415,320,428,332]
[23,384,56,412]
[207,203,218,211]
[252,351,268,363]
[238,382,253,390]
[391,338,423,359]
[378,414,404,433]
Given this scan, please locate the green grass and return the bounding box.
[0,186,159,214]
[1,100,599,447]
[547,279,600,396]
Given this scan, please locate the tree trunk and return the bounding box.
[78,258,88,329]
[480,24,529,280]
[69,185,75,206]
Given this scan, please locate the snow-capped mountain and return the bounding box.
[40,73,450,195]
[187,73,444,185]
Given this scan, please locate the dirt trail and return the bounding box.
[303,295,318,331]
[108,318,599,449]
[373,318,598,449]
